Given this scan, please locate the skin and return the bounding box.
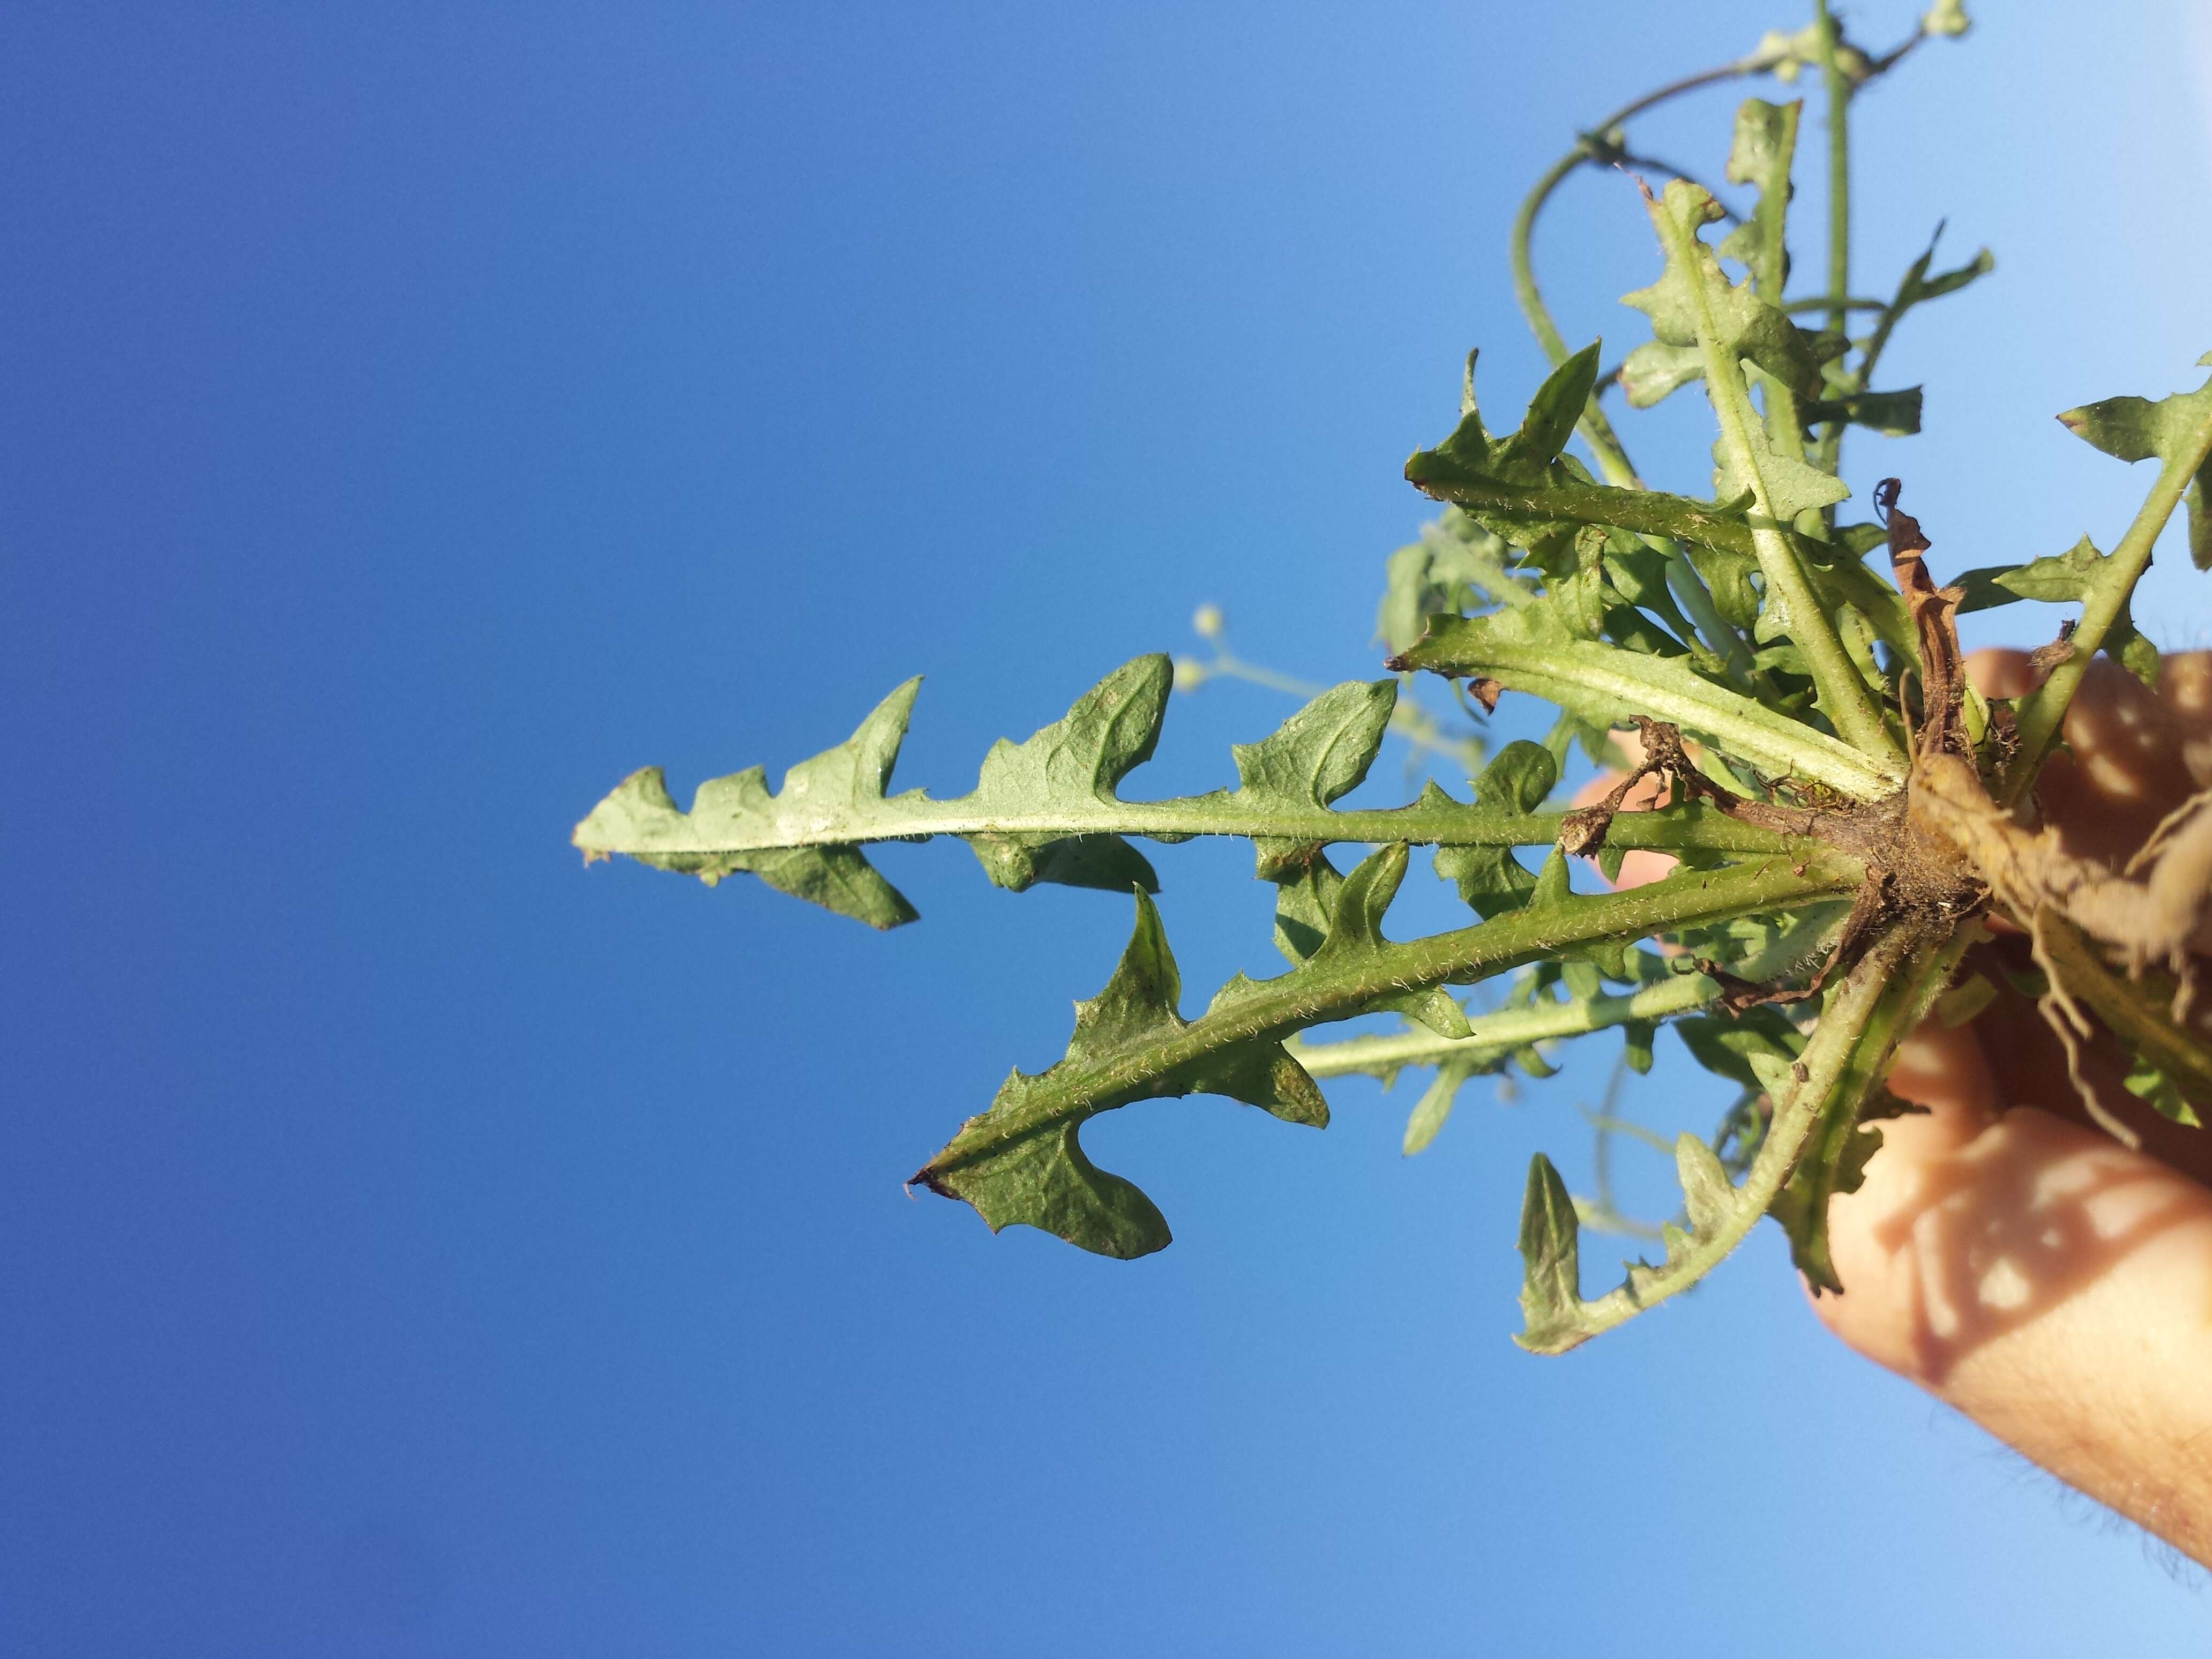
[1586,651,2212,1563]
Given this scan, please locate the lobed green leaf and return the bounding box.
[2059,356,2212,572]
[918,850,1862,1257]
[915,888,1327,1259]
[573,678,926,929]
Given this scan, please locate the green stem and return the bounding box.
[1293,968,1718,1079]
[1511,55,1780,488]
[1813,0,1851,477]
[1782,918,1972,1290]
[1822,926,1972,1147]
[2004,403,2212,803]
[1646,198,1904,774]
[1401,437,1763,689]
[1506,54,1808,686]
[1851,280,1912,398]
[1666,556,1762,691]
[1299,892,1854,1079]
[1781,296,1889,315]
[1405,467,1761,561]
[1583,1110,1677,1157]
[1510,151,1587,376]
[1522,917,1929,1353]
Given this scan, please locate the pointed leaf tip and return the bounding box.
[915,879,1335,1258]
[1402,1064,1467,1156]
[916,1121,1172,1259]
[1515,1153,1586,1352]
[2055,361,2212,466]
[1233,678,1398,812]
[1314,842,1410,957]
[1507,342,1603,473]
[1675,1133,1735,1236]
[1407,341,1602,496]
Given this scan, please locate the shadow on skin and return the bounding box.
[1854,1101,2204,1385]
[1820,987,2212,1564]
[1579,647,2212,1558]
[1820,650,2212,1561]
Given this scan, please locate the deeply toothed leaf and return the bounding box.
[1269,846,1470,1038]
[2059,361,2212,574]
[1619,341,1707,409]
[1624,179,1837,408]
[578,654,1797,927]
[572,679,925,928]
[2058,360,2212,470]
[1718,98,1799,302]
[1955,534,2106,611]
[1629,178,1901,763]
[1295,954,1723,1156]
[1949,534,2161,683]
[1512,928,1930,1351]
[2061,362,2212,579]
[914,890,1325,1259]
[1802,387,1923,436]
[918,853,1860,1258]
[1404,344,1791,584]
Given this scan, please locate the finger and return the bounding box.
[1963,646,2038,700]
[1882,1013,1998,1144]
[1813,1102,2212,1566]
[1569,766,1676,889]
[1570,721,1678,890]
[1968,647,2212,866]
[2042,661,2207,864]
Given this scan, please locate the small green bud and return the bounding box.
[1748,21,1872,85]
[1923,0,1970,39]
[1750,27,1807,81]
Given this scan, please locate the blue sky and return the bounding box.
[6,3,2211,1652]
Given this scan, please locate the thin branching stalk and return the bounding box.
[1815,0,1851,457]
[1294,968,1720,1079]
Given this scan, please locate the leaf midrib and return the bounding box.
[579,793,1806,859]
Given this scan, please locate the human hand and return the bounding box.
[1817,651,2212,1565]
[1578,651,2212,1562]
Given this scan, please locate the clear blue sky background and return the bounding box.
[7,2,2211,1653]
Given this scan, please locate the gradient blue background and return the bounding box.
[7,3,2211,1652]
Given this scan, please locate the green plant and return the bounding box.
[574,0,2212,1352]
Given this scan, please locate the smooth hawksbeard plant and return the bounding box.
[573,0,2212,1353]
